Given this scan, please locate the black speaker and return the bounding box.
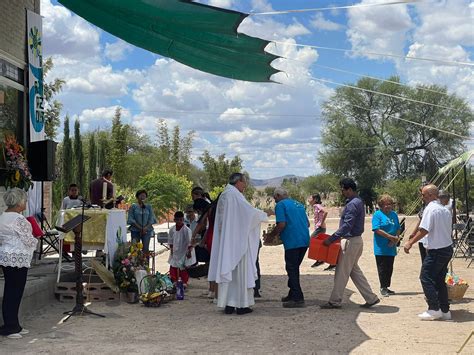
[28,140,57,181]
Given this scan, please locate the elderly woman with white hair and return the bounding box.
[0,188,38,339]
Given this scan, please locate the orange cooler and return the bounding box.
[308,233,340,265]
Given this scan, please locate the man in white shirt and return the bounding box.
[404,184,453,321]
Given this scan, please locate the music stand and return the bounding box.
[56,207,105,321]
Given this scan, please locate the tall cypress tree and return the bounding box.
[88,133,97,193]
[61,115,73,194]
[73,119,85,195]
[110,107,127,186]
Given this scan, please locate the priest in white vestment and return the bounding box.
[208,173,268,315]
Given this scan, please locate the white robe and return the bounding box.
[168,225,196,269]
[209,184,268,308]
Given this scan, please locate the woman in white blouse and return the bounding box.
[0,188,38,339]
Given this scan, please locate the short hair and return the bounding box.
[377,194,394,208]
[3,188,27,209]
[135,189,147,198]
[273,187,288,197]
[312,194,321,204]
[340,177,357,191]
[185,204,194,213]
[438,189,450,198]
[229,172,245,185]
[101,169,113,177]
[174,211,184,219]
[69,183,78,189]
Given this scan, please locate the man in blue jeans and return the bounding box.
[404,184,453,321]
[265,187,310,308]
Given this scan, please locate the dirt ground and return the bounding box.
[1,216,473,354]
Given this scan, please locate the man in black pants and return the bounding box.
[265,187,310,308]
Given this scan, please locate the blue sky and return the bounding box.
[42,0,473,179]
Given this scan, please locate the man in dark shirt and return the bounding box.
[90,169,114,208]
[320,178,379,309]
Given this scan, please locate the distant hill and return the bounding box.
[250,175,305,189]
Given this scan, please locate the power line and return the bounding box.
[250,0,422,15]
[309,76,465,112]
[270,40,474,67]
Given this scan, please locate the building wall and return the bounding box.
[0,0,41,214]
[0,0,40,65]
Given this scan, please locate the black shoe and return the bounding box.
[236,307,253,315]
[254,289,262,298]
[386,289,395,295]
[282,300,305,308]
[380,288,389,297]
[324,265,336,271]
[281,295,292,302]
[360,298,380,308]
[311,261,324,268]
[320,302,341,309]
[224,306,235,314]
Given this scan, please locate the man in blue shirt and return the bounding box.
[320,178,379,309]
[265,187,310,308]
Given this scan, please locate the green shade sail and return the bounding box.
[58,0,281,82]
[438,149,474,175]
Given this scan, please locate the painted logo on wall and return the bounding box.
[27,11,45,142]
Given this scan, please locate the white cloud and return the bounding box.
[207,0,234,8]
[310,13,344,31]
[76,106,132,131]
[41,0,101,60]
[104,40,134,62]
[346,0,413,59]
[398,0,474,105]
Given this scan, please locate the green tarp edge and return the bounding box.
[58,0,281,82]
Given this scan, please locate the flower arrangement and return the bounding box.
[113,239,154,293]
[446,272,469,300]
[1,135,33,191]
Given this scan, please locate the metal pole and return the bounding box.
[463,165,469,221]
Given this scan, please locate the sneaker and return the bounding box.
[380,288,390,297]
[324,265,336,271]
[320,302,342,309]
[418,309,442,320]
[6,333,22,339]
[360,298,380,308]
[311,261,324,268]
[207,291,215,299]
[19,329,29,335]
[282,300,305,308]
[440,311,452,321]
[386,289,395,295]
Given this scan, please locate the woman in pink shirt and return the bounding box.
[309,194,333,270]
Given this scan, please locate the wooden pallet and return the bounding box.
[55,276,118,302]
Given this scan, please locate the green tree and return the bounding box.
[73,119,85,194]
[199,151,242,189]
[138,170,193,219]
[61,115,73,194]
[43,57,65,139]
[156,119,194,177]
[88,132,97,190]
[319,76,473,206]
[300,173,339,199]
[110,107,128,186]
[97,131,110,175]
